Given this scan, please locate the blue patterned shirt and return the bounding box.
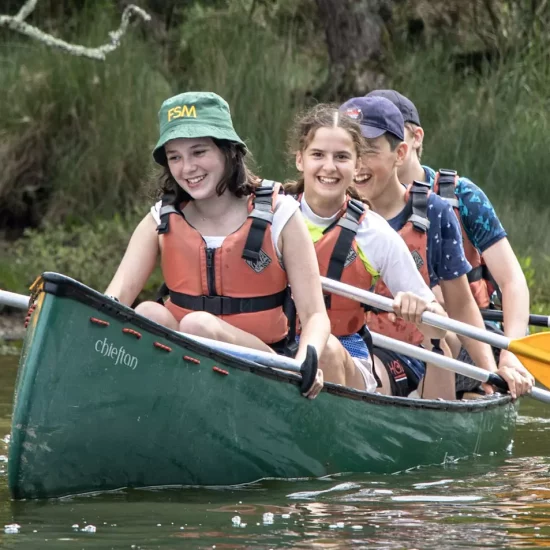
[387,191,471,288]
[423,166,507,253]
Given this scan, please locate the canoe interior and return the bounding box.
[8,273,518,499]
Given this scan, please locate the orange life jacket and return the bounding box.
[433,169,499,309]
[366,181,431,346]
[156,181,289,344]
[310,196,374,336]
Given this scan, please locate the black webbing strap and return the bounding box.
[324,199,365,309]
[467,265,484,283]
[281,287,299,357]
[156,191,180,235]
[408,180,431,233]
[168,288,287,315]
[155,282,169,304]
[242,181,276,262]
[436,169,459,208]
[482,264,502,304]
[358,324,375,360]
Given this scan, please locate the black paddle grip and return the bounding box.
[299,345,318,394]
[481,309,550,328]
[487,372,509,393]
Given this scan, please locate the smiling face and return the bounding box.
[165,137,226,201]
[296,126,359,205]
[355,134,407,203]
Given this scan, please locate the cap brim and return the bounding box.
[153,124,246,165]
[360,125,386,139]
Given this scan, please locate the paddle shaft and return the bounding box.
[371,332,550,404]
[0,290,29,310]
[5,287,550,401]
[0,289,306,373]
[179,332,304,372]
[322,277,515,351]
[481,308,550,328]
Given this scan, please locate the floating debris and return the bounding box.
[262,512,274,525]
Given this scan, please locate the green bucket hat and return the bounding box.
[153,91,246,165]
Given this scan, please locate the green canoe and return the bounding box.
[8,273,518,499]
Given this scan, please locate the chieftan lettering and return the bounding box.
[167,104,197,122]
[94,337,138,370]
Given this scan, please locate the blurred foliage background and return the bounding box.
[0,0,549,311]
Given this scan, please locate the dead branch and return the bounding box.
[0,0,151,60]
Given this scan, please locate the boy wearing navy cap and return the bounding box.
[367,89,533,387]
[340,96,531,398]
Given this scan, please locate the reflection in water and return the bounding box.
[0,355,549,548]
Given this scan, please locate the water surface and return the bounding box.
[0,355,549,549]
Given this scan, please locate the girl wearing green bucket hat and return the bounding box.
[105,92,330,398]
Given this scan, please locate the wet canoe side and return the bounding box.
[8,273,518,499]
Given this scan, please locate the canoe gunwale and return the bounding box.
[34,271,514,413]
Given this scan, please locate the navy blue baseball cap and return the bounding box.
[366,89,421,126]
[340,96,405,141]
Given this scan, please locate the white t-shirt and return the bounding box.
[150,194,299,261]
[299,197,435,302]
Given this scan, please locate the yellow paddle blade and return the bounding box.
[517,355,550,389]
[507,332,550,389]
[508,332,550,364]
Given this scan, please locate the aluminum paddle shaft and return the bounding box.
[0,290,29,309]
[371,332,550,404]
[321,277,550,365]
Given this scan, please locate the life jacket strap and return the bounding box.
[436,169,460,208]
[156,191,181,234]
[324,199,365,309]
[242,181,277,262]
[468,264,503,305]
[168,288,287,315]
[467,265,483,283]
[409,180,431,233]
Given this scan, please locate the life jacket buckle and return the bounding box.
[347,199,365,218]
[201,295,233,315]
[438,168,457,178]
[254,185,274,197]
[437,169,458,186]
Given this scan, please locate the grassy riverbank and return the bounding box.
[0,3,549,311]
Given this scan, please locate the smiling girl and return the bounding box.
[104,92,330,398]
[285,105,453,398]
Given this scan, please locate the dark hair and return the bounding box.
[154,138,261,204]
[284,104,367,198]
[364,132,402,152]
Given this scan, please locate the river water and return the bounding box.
[0,354,549,549]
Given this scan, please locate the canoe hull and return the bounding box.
[8,273,518,499]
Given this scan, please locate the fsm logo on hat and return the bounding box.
[344,107,362,121]
[167,105,197,122]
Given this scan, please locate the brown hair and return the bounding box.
[366,132,403,152]
[154,138,261,204]
[284,104,368,200]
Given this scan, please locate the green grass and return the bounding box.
[0,3,549,313]
[0,6,172,225]
[385,44,550,310]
